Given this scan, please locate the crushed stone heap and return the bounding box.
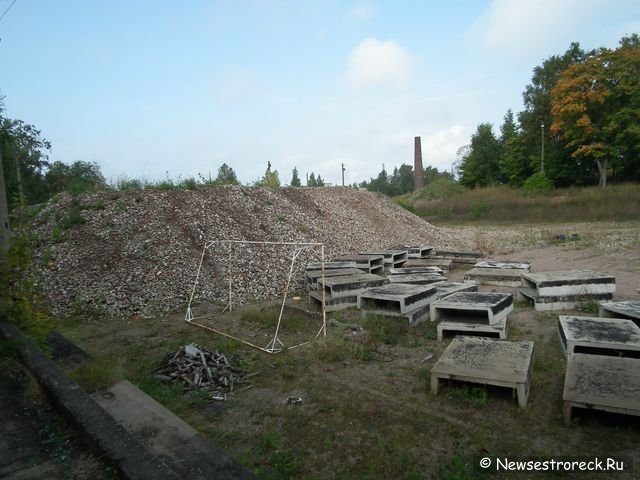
[30,186,459,318]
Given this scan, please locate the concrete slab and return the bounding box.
[518,270,616,311]
[93,380,255,479]
[431,336,534,408]
[429,249,483,264]
[358,284,437,314]
[387,273,447,286]
[437,316,508,342]
[434,282,479,300]
[430,292,513,326]
[563,353,640,425]
[388,266,443,275]
[306,261,356,271]
[360,249,408,266]
[388,244,434,259]
[557,315,640,357]
[309,291,357,311]
[599,300,640,326]
[305,267,364,290]
[463,267,526,288]
[318,273,389,299]
[333,254,384,275]
[404,258,452,272]
[360,303,431,326]
[474,260,531,270]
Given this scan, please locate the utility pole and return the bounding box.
[0,146,10,252]
[341,163,345,186]
[541,123,545,174]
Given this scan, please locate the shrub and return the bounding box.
[523,172,554,194]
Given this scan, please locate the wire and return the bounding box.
[0,0,18,23]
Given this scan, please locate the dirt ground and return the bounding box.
[59,222,640,480]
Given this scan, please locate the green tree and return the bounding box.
[44,160,106,195]
[290,167,301,187]
[307,172,317,187]
[550,39,640,187]
[214,163,239,185]
[1,101,51,208]
[258,162,280,188]
[458,123,501,188]
[498,110,528,186]
[518,42,591,186]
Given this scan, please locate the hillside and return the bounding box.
[29,186,458,318]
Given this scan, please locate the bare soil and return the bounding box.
[59,222,640,480]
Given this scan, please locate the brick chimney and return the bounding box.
[414,136,424,191]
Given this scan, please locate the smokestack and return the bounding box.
[414,136,424,191]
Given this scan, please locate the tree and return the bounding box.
[290,167,301,187]
[307,172,316,187]
[550,40,640,187]
[1,101,51,208]
[45,160,106,195]
[214,163,239,185]
[458,123,501,188]
[498,110,528,186]
[258,162,280,188]
[518,43,593,186]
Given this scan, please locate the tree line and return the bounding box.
[458,34,640,189]
[359,164,453,196]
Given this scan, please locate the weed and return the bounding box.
[51,226,64,243]
[362,314,407,346]
[277,214,287,222]
[576,300,599,314]
[60,206,85,229]
[67,358,120,392]
[445,384,489,408]
[240,306,306,332]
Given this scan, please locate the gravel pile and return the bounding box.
[30,186,458,318]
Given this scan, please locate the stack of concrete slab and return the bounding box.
[430,292,513,342]
[463,260,531,288]
[310,273,389,312]
[431,336,535,409]
[358,284,437,325]
[388,244,434,259]
[427,249,483,265]
[305,267,363,290]
[557,315,640,357]
[563,353,640,425]
[404,258,452,273]
[599,300,640,327]
[360,250,408,269]
[388,266,447,286]
[333,254,385,275]
[433,282,478,300]
[518,270,615,311]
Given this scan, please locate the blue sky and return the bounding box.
[1,1,639,186]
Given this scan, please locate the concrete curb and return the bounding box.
[0,321,183,480]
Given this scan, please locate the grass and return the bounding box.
[399,182,640,224]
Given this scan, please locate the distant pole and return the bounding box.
[306,172,308,186]
[541,123,545,174]
[0,146,10,251]
[414,136,424,191]
[341,163,345,186]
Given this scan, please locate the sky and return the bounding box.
[1,0,639,186]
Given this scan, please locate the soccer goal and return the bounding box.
[185,240,327,354]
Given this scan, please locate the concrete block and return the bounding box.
[404,258,452,272]
[318,273,389,299]
[387,273,447,286]
[437,316,508,342]
[463,267,526,288]
[306,261,356,271]
[473,260,531,270]
[360,303,431,326]
[430,292,513,326]
[388,244,434,259]
[360,249,408,267]
[333,254,384,275]
[563,353,640,425]
[599,300,640,326]
[431,336,534,409]
[358,283,437,314]
[305,267,364,290]
[434,282,478,300]
[429,249,483,264]
[309,291,357,311]
[557,315,640,357]
[388,266,443,275]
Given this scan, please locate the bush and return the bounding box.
[523,172,554,194]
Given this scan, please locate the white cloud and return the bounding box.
[471,0,617,57]
[347,38,411,88]
[347,3,375,21]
